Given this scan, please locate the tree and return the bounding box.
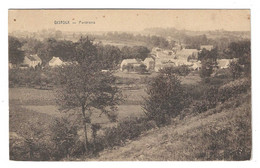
[131,46,150,60]
[143,70,187,126]
[229,61,243,79]
[50,117,78,159]
[55,37,121,154]
[199,48,218,79]
[228,41,251,76]
[37,38,58,65]
[96,44,122,70]
[9,36,24,65]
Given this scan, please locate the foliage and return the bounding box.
[159,65,191,76]
[55,37,122,153]
[96,117,156,150]
[218,78,250,103]
[143,71,187,126]
[96,44,122,70]
[9,36,25,65]
[228,41,251,76]
[10,120,52,161]
[121,46,150,60]
[199,48,218,79]
[229,61,243,79]
[50,117,79,159]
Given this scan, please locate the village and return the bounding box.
[8,9,251,161]
[10,44,237,74]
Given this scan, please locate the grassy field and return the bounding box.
[92,91,251,161]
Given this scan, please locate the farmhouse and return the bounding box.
[191,61,202,70]
[176,49,199,61]
[120,59,143,72]
[143,57,155,71]
[200,45,214,51]
[154,58,176,72]
[48,57,64,67]
[23,54,42,68]
[217,58,238,69]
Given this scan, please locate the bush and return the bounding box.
[218,78,250,103]
[229,61,243,79]
[50,117,79,159]
[99,117,156,149]
[143,72,187,126]
[159,65,190,76]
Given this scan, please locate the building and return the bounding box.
[217,58,238,69]
[200,45,214,51]
[120,59,143,72]
[143,57,155,71]
[23,54,42,68]
[191,61,202,71]
[48,57,64,67]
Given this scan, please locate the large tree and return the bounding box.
[9,36,24,65]
[96,44,122,70]
[228,41,251,75]
[199,48,218,79]
[143,70,187,126]
[55,37,121,153]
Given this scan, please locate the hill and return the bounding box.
[92,91,251,161]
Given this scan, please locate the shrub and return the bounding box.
[159,65,190,76]
[50,117,79,159]
[192,100,210,114]
[143,72,187,126]
[99,117,156,149]
[229,61,243,79]
[218,78,250,103]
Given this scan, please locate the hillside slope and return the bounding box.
[92,92,251,161]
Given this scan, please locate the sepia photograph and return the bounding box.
[8,9,251,161]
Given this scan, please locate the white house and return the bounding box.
[217,58,238,69]
[176,49,199,60]
[143,57,155,71]
[23,54,42,68]
[191,61,202,71]
[49,57,64,67]
[120,59,143,72]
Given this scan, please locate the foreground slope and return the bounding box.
[93,92,251,161]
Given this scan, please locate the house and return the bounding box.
[49,57,64,67]
[191,61,202,71]
[143,57,155,71]
[154,58,177,72]
[23,54,42,68]
[120,59,143,72]
[200,45,214,51]
[176,49,199,61]
[217,59,231,69]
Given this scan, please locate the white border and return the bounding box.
[1,0,260,168]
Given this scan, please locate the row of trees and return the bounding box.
[198,40,251,80]
[9,36,151,69]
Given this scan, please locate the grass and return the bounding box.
[92,91,251,161]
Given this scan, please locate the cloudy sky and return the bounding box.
[8,9,250,32]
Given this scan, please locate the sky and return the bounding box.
[8,9,251,33]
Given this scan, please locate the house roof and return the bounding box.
[121,59,139,64]
[143,57,154,63]
[49,57,63,64]
[25,54,41,62]
[217,59,231,68]
[176,49,198,56]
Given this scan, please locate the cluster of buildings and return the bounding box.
[9,44,237,73]
[9,54,75,69]
[120,45,237,73]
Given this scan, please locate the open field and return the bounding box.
[99,40,148,49]
[9,72,201,132]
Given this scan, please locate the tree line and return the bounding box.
[8,35,151,69]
